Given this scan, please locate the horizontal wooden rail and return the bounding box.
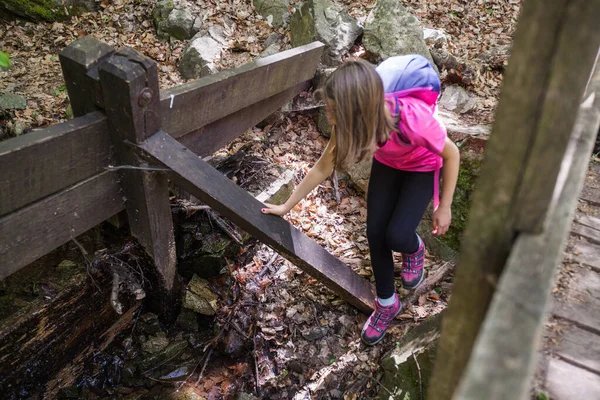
[179,81,310,157]
[0,171,125,280]
[454,50,600,400]
[138,131,376,313]
[160,42,324,139]
[0,112,112,216]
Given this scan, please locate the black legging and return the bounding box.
[366,158,434,298]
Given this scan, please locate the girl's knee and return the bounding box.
[386,227,415,253]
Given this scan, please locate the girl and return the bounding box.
[262,55,460,345]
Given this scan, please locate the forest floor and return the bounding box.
[6,1,584,399]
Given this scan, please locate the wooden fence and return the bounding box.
[0,36,376,315]
[428,0,600,398]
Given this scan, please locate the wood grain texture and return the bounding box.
[59,36,113,117]
[99,48,177,293]
[546,357,600,399]
[580,186,600,207]
[428,1,574,397]
[573,240,600,272]
[160,42,324,139]
[513,2,600,232]
[179,81,310,156]
[552,267,600,335]
[453,50,600,400]
[139,131,376,313]
[556,324,600,374]
[0,112,112,216]
[0,171,124,280]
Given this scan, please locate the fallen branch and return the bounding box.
[413,352,423,400]
[403,261,455,306]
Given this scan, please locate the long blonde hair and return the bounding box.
[316,59,396,171]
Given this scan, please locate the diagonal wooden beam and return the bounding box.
[137,130,376,313]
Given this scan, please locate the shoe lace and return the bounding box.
[369,306,395,329]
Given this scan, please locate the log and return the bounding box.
[0,251,138,399]
[138,131,376,313]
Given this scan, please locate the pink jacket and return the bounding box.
[374,87,447,209]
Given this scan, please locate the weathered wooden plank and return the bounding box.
[552,268,600,335]
[160,42,324,139]
[428,1,579,397]
[179,81,310,156]
[573,240,600,272]
[513,1,600,232]
[571,223,600,246]
[0,171,124,280]
[446,19,600,399]
[59,35,113,117]
[0,112,112,216]
[98,46,177,300]
[574,213,600,232]
[546,358,600,400]
[138,131,376,313]
[555,325,600,374]
[580,185,600,207]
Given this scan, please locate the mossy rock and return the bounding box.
[379,312,444,400]
[417,136,485,259]
[136,340,188,372]
[0,0,96,22]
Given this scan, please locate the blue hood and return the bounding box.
[376,55,441,94]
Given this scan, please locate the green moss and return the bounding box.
[417,149,482,259]
[1,0,93,21]
[443,154,480,251]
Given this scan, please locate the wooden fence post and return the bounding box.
[59,36,113,117]
[427,0,600,398]
[98,47,178,315]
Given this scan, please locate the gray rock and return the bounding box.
[263,32,282,48]
[153,1,196,40]
[141,333,170,354]
[347,159,372,194]
[289,0,362,66]
[439,85,478,114]
[182,275,218,315]
[0,93,26,110]
[363,0,435,68]
[236,393,260,400]
[311,66,335,90]
[423,28,448,48]
[7,120,28,137]
[253,0,290,27]
[317,107,332,137]
[260,43,281,58]
[179,34,223,79]
[152,0,175,35]
[166,7,195,40]
[208,24,229,46]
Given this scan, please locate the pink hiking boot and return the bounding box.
[401,234,425,290]
[361,294,403,345]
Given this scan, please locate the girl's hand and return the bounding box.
[261,203,290,216]
[432,205,451,236]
